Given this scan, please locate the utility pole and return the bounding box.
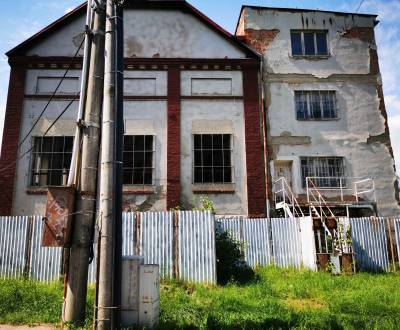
[64,0,106,325]
[97,0,124,328]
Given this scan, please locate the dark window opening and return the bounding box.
[123,135,154,185]
[193,134,232,184]
[31,136,73,186]
[295,91,337,120]
[291,31,328,56]
[301,157,345,188]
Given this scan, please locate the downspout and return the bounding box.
[259,56,270,218]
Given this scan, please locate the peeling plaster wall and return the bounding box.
[239,8,376,76]
[240,8,399,216]
[27,9,246,59]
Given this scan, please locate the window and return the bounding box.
[31,136,73,186]
[291,31,328,56]
[295,91,337,120]
[123,135,154,185]
[193,134,232,184]
[301,157,345,188]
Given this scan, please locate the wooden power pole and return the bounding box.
[64,0,106,324]
[97,0,124,328]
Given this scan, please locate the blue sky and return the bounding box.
[0,0,399,173]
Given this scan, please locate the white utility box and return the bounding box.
[121,258,160,329]
[121,256,144,327]
[139,265,160,328]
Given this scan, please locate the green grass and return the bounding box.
[1,267,400,329]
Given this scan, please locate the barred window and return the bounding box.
[31,136,73,186]
[295,91,337,120]
[123,135,154,185]
[291,30,328,56]
[193,134,232,184]
[301,157,345,188]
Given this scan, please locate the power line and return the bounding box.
[356,0,366,13]
[0,92,80,174]
[17,36,84,149]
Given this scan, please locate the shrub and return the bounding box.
[215,228,257,285]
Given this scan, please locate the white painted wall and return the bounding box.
[26,9,246,59]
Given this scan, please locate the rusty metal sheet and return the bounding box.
[42,187,75,247]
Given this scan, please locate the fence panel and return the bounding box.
[271,217,302,268]
[30,216,63,281]
[350,217,389,272]
[216,218,272,267]
[0,216,29,278]
[139,212,173,279]
[179,211,216,284]
[394,219,400,266]
[299,217,317,270]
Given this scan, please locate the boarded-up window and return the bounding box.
[36,77,79,94]
[191,78,232,96]
[124,78,156,96]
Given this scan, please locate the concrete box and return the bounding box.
[139,300,160,328]
[121,256,144,327]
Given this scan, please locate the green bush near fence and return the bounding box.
[1,267,400,329]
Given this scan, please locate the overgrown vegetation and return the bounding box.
[1,268,400,329]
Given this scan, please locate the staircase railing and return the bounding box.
[274,177,304,218]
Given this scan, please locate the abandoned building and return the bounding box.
[0,0,399,220]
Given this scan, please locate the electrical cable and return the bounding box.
[0,92,80,174]
[16,37,84,149]
[356,0,365,13]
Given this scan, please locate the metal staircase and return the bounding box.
[274,177,304,219]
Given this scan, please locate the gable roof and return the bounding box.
[7,0,259,59]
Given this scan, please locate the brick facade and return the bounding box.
[0,66,26,215]
[242,64,266,217]
[167,66,181,209]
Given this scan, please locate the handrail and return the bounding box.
[274,177,304,218]
[307,178,336,219]
[306,176,375,203]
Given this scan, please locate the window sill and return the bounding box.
[296,117,340,121]
[192,183,235,194]
[123,185,155,195]
[290,55,330,60]
[27,187,49,195]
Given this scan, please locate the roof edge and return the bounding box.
[6,2,86,57]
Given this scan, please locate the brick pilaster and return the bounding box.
[166,66,181,209]
[242,63,266,218]
[0,66,26,215]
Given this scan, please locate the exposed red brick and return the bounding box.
[166,67,181,209]
[242,64,266,218]
[0,66,26,215]
[242,29,280,53]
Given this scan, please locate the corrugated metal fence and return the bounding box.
[0,211,216,284]
[1,214,399,283]
[216,217,316,270]
[350,217,390,272]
